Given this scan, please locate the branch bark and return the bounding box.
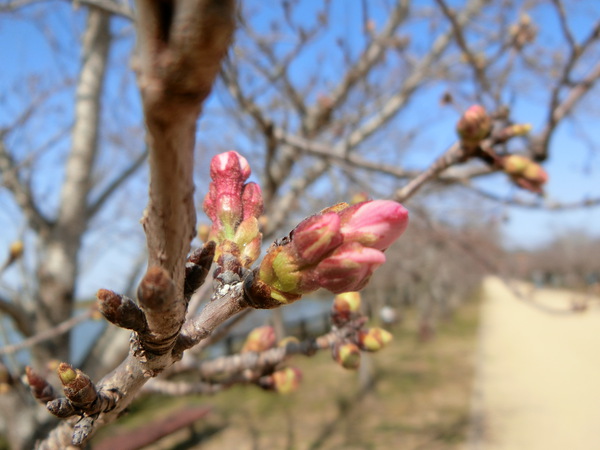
[39,1,236,447]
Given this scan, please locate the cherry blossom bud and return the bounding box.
[501,154,548,193]
[357,327,393,352]
[242,182,264,220]
[456,105,492,148]
[331,291,362,325]
[272,367,303,394]
[242,326,276,353]
[234,217,262,267]
[313,243,386,294]
[333,292,361,313]
[246,200,408,308]
[338,200,409,251]
[332,342,361,370]
[291,212,343,265]
[26,366,57,403]
[203,151,252,238]
[57,363,97,409]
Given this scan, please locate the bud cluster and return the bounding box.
[245,200,409,308]
[330,291,394,370]
[203,151,264,267]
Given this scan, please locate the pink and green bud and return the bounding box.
[203,151,257,239]
[242,182,264,220]
[242,325,276,353]
[57,363,77,385]
[332,342,361,370]
[331,291,362,324]
[203,152,263,265]
[339,200,409,251]
[246,200,408,308]
[357,327,393,352]
[57,363,97,408]
[234,217,262,267]
[313,243,386,294]
[333,291,362,313]
[501,155,548,193]
[291,212,343,265]
[272,367,303,394]
[456,105,492,148]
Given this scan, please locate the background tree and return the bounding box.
[0,0,599,448]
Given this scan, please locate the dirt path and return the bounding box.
[468,276,600,450]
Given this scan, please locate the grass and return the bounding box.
[94,294,481,450]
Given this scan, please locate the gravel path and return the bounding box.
[468,276,600,450]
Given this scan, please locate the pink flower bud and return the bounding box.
[339,200,409,251]
[313,243,386,293]
[291,212,343,265]
[204,152,253,238]
[272,367,302,394]
[210,151,251,182]
[332,342,361,370]
[242,182,264,220]
[242,325,276,353]
[456,104,492,148]
[357,327,393,352]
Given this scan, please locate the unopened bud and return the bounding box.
[291,212,343,265]
[313,243,386,294]
[456,105,492,149]
[242,326,276,353]
[357,327,393,352]
[339,200,409,251]
[57,363,77,385]
[331,291,362,325]
[332,342,361,370]
[272,367,303,394]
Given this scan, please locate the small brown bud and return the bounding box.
[137,266,175,311]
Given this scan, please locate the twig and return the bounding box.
[0,309,94,356]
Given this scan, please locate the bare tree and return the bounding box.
[0,0,599,448]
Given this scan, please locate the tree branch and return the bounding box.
[0,294,31,337]
[86,148,148,219]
